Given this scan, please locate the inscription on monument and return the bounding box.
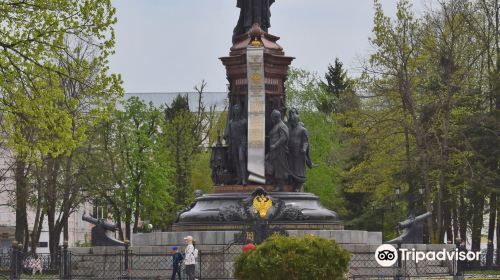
[247,47,266,184]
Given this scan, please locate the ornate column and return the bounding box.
[220,24,294,186]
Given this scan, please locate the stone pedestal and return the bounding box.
[132,230,382,247]
[174,192,341,232]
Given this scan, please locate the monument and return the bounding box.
[387,212,432,244]
[288,108,313,192]
[173,0,342,236]
[82,212,124,247]
[234,0,275,36]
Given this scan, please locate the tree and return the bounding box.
[87,97,174,240]
[0,0,117,89]
[285,68,348,215]
[319,58,359,114]
[471,0,500,263]
[343,0,441,241]
[285,68,325,112]
[0,0,120,250]
[3,40,121,256]
[340,0,499,246]
[163,81,215,207]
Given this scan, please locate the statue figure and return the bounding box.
[288,108,313,192]
[82,212,124,246]
[387,212,432,244]
[224,104,248,185]
[234,0,276,37]
[266,110,289,191]
[210,129,226,185]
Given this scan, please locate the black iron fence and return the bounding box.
[0,242,475,280]
[0,246,60,279]
[347,253,455,279]
[198,244,242,279]
[461,249,500,273]
[0,242,242,280]
[64,243,243,279]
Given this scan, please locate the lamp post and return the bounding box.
[416,185,426,214]
[395,185,426,216]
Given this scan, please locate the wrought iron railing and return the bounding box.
[0,243,469,280]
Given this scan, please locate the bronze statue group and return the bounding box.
[223,105,313,192]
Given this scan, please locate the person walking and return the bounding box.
[183,236,197,280]
[170,246,183,280]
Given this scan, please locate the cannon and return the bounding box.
[82,212,125,246]
[387,212,432,244]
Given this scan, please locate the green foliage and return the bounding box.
[163,83,216,206]
[319,58,359,114]
[285,67,326,112]
[0,0,120,159]
[300,112,346,216]
[234,235,350,280]
[87,97,174,237]
[191,151,215,195]
[0,0,121,249]
[163,103,199,204]
[3,76,75,160]
[164,94,190,121]
[339,0,500,245]
[208,111,228,146]
[285,67,349,218]
[0,0,117,85]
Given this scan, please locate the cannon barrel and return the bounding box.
[100,220,118,232]
[82,213,118,232]
[82,213,99,225]
[397,212,432,229]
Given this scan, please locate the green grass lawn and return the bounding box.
[465,270,500,275]
[464,270,500,279]
[19,274,59,279]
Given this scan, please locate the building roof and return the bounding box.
[123,92,228,112]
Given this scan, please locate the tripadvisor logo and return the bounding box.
[374,244,481,267]
[375,244,398,267]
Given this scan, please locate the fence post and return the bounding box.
[15,243,22,279]
[199,250,202,280]
[10,241,17,280]
[397,243,403,279]
[123,240,130,280]
[62,240,69,279]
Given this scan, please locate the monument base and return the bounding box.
[174,192,341,232]
[132,230,381,247]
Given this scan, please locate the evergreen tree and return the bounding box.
[319,58,359,114]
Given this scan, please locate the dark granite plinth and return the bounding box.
[173,192,342,232]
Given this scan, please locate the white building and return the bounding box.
[123,91,227,111]
[0,135,92,253]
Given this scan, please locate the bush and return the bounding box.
[234,235,351,280]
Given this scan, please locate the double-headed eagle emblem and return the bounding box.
[252,194,273,219]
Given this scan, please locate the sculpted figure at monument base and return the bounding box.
[225,104,248,185]
[288,108,313,192]
[266,110,289,191]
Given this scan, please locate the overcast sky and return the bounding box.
[109,0,426,93]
